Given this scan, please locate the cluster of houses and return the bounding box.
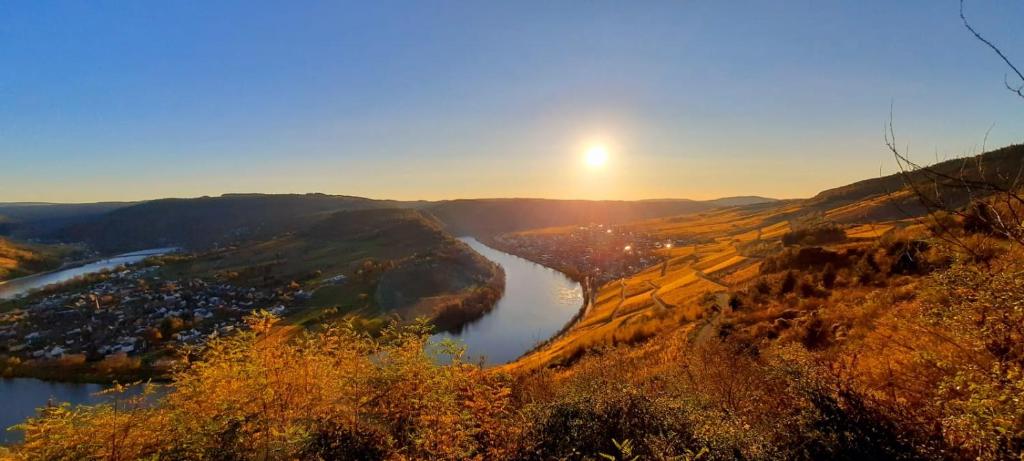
[0,265,305,365]
[497,224,678,285]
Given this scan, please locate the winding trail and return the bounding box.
[692,292,732,345]
[645,280,674,310]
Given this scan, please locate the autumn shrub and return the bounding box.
[916,252,1024,459]
[782,223,847,246]
[13,312,519,460]
[514,388,695,461]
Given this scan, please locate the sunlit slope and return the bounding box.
[506,202,914,373]
[507,205,795,372]
[0,237,69,282]
[806,144,1024,222]
[508,144,1024,373]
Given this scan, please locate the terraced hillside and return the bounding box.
[507,146,1024,372]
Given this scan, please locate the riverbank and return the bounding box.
[476,235,595,358]
[431,237,584,365]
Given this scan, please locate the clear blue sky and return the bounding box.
[2,1,1022,202]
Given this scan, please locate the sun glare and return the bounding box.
[585,145,609,168]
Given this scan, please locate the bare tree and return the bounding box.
[961,0,1024,100]
[882,1,1024,258]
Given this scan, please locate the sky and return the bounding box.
[1,1,1023,203]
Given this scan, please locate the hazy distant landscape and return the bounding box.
[3,1,1024,460]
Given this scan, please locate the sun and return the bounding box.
[585,145,609,168]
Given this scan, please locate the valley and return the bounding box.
[2,145,1024,459]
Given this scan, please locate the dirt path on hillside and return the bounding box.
[692,292,731,345]
[645,280,675,310]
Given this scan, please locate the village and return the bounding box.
[0,262,305,374]
[493,223,687,286]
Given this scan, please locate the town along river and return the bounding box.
[431,237,584,365]
[0,248,176,443]
[0,242,582,443]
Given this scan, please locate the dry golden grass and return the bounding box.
[846,223,896,239]
[0,238,69,281]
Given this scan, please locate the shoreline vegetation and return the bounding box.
[430,262,505,334]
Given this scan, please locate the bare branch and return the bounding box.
[961,0,1024,100]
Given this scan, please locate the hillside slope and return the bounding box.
[49,195,778,253]
[165,208,503,331]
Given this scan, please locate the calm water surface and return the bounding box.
[432,237,583,365]
[0,241,578,443]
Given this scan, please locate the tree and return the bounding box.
[822,263,837,289]
[779,271,797,295]
[886,1,1024,259]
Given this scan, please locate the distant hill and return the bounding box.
[424,198,721,237]
[304,208,446,246]
[0,202,134,238]
[704,196,778,207]
[58,194,404,253]
[48,195,782,253]
[307,209,499,319]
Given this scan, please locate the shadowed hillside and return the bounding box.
[45,195,778,254]
[0,202,133,238]
[58,194,405,253]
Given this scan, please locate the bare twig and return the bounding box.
[961,0,1024,99]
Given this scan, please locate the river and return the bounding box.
[0,240,581,443]
[0,247,178,300]
[431,237,584,365]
